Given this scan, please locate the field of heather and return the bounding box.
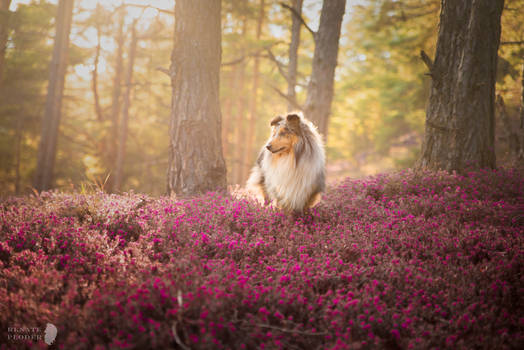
[1,169,523,349]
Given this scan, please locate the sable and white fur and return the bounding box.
[247,112,325,213]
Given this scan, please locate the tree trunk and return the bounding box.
[105,6,125,192]
[0,0,12,89]
[14,115,21,193]
[91,3,103,122]
[242,0,265,184]
[34,0,74,191]
[519,63,524,161]
[222,70,233,159]
[114,20,137,192]
[303,0,345,139]
[419,0,504,172]
[496,95,519,158]
[167,0,227,195]
[287,0,302,112]
[232,18,247,185]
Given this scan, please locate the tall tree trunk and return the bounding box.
[222,70,233,159]
[0,0,11,89]
[34,0,74,191]
[242,0,265,184]
[14,115,21,193]
[167,0,227,195]
[114,20,137,192]
[91,3,103,122]
[519,63,524,161]
[287,0,302,112]
[105,7,125,192]
[232,18,247,185]
[419,0,504,171]
[496,95,519,161]
[303,0,345,139]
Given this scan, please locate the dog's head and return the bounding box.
[265,113,302,155]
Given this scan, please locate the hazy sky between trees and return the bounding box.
[9,0,358,81]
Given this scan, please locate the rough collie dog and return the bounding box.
[247,112,325,213]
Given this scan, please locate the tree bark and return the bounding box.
[303,0,346,139]
[91,3,103,122]
[167,0,227,195]
[232,18,248,185]
[14,115,21,193]
[34,0,74,191]
[496,95,519,159]
[222,70,233,159]
[0,0,11,89]
[519,63,524,161]
[105,6,125,192]
[242,0,265,184]
[114,20,137,192]
[287,0,302,112]
[419,0,504,172]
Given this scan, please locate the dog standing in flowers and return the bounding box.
[247,112,325,214]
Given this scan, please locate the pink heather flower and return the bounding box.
[1,169,520,348]
[391,329,400,339]
[279,275,290,284]
[258,307,269,315]
[189,334,198,343]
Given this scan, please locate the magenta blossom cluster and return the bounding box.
[1,168,523,349]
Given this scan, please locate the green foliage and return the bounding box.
[328,0,524,175]
[328,0,438,172]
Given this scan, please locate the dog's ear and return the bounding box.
[286,113,300,126]
[270,115,283,126]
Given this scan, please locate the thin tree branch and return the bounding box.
[420,50,433,76]
[395,7,439,21]
[156,66,171,77]
[501,41,524,46]
[280,2,316,39]
[255,323,328,336]
[171,322,190,350]
[265,48,289,83]
[269,84,302,111]
[393,2,436,11]
[123,3,174,16]
[222,42,282,66]
[222,50,264,66]
[296,81,308,88]
[222,55,250,66]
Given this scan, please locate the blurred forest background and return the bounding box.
[0,0,522,195]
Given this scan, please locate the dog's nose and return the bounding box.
[266,145,272,151]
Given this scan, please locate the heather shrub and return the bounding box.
[1,168,523,349]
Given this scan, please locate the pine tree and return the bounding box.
[34,0,74,191]
[167,0,227,195]
[419,0,504,171]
